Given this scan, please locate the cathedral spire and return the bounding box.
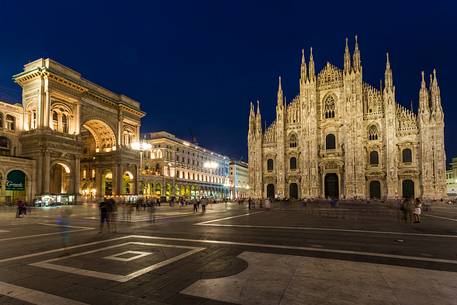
[277,76,283,106]
[419,71,430,116]
[431,69,443,119]
[352,35,361,72]
[300,49,307,84]
[256,100,262,132]
[344,37,351,74]
[248,101,255,136]
[308,47,315,82]
[384,52,393,90]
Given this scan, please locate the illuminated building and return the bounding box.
[248,38,446,200]
[229,160,249,199]
[141,131,230,199]
[0,58,144,204]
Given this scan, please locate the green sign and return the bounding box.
[6,170,25,191]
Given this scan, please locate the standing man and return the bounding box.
[99,198,110,233]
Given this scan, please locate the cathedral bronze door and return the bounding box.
[369,181,381,199]
[266,184,275,199]
[324,173,339,199]
[289,183,298,199]
[402,180,415,199]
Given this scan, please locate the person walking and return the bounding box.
[108,198,117,232]
[193,198,198,213]
[413,198,422,223]
[201,197,207,214]
[99,198,110,233]
[248,197,252,210]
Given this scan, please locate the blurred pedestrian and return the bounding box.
[99,198,110,233]
[58,207,72,248]
[413,198,422,223]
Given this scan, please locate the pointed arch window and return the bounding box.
[0,112,3,129]
[290,157,297,170]
[324,95,336,119]
[289,134,297,148]
[402,148,412,163]
[325,134,336,150]
[369,151,379,166]
[368,125,379,141]
[267,159,274,171]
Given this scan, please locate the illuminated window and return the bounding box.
[52,111,58,130]
[83,170,87,179]
[6,115,15,131]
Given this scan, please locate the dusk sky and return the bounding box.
[1,0,456,162]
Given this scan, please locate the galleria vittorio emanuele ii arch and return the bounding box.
[0,58,145,204]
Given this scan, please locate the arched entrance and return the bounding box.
[6,170,26,202]
[50,163,71,194]
[103,172,113,196]
[324,173,339,199]
[402,179,415,199]
[81,119,117,154]
[289,183,299,199]
[123,171,134,194]
[369,181,381,199]
[266,184,275,199]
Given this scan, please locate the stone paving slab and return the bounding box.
[182,251,457,305]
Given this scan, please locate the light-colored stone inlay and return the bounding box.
[0,281,88,305]
[104,250,152,262]
[30,242,204,282]
[182,251,457,305]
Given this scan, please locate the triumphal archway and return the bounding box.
[14,58,145,202]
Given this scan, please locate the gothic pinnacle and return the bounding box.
[344,37,351,73]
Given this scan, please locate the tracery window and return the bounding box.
[290,157,297,170]
[324,95,336,119]
[325,134,336,150]
[6,115,15,131]
[0,112,3,128]
[402,148,412,163]
[267,159,274,171]
[368,125,379,141]
[369,151,379,166]
[289,134,297,148]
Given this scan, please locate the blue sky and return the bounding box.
[1,0,456,162]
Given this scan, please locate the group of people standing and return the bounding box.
[400,197,423,223]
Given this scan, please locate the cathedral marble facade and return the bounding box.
[248,38,446,200]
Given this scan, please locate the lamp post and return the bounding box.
[131,141,152,195]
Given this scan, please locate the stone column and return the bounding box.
[113,164,122,195]
[95,167,102,200]
[43,151,50,194]
[74,157,80,199]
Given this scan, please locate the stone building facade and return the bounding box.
[1,58,144,204]
[229,160,249,199]
[140,131,230,199]
[248,38,446,200]
[446,157,457,197]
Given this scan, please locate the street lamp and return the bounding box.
[131,141,152,195]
